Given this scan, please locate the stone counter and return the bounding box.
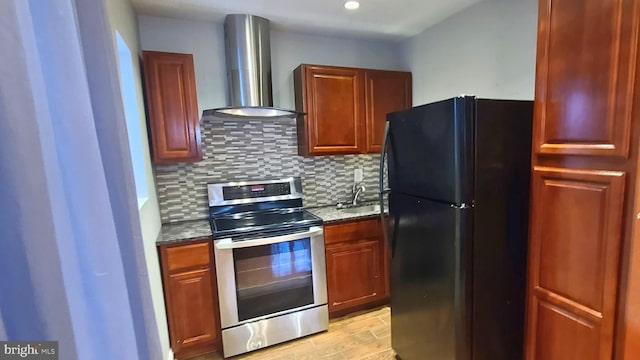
[306,202,383,223]
[157,202,385,245]
[157,219,212,245]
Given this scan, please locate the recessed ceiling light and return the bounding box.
[344,1,360,10]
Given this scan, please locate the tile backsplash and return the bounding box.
[154,120,381,223]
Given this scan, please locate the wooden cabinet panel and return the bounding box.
[537,176,615,310]
[364,70,412,153]
[143,51,202,164]
[622,152,640,358]
[295,65,363,155]
[324,218,388,318]
[533,0,639,157]
[526,167,625,359]
[324,218,380,245]
[528,0,640,357]
[326,239,384,313]
[159,239,220,359]
[168,268,218,354]
[534,300,599,360]
[165,242,210,272]
[294,64,411,156]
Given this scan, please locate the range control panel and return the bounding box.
[222,182,291,200]
[207,177,303,206]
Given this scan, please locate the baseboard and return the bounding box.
[166,349,175,360]
[329,299,390,319]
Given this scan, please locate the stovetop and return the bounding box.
[207,178,322,241]
[210,208,322,240]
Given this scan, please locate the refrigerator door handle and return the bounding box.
[390,214,399,258]
[379,121,390,247]
[379,121,398,257]
[379,121,390,201]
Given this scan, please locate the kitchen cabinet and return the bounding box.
[294,64,411,156]
[364,70,412,153]
[294,65,363,155]
[324,218,389,318]
[142,51,202,164]
[524,0,640,359]
[159,239,220,359]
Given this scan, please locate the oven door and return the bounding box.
[213,226,327,329]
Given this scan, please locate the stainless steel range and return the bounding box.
[207,177,328,358]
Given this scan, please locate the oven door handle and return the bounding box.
[214,226,324,250]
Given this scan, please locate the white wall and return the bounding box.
[403,0,538,104]
[137,15,406,113]
[137,15,226,115]
[271,30,406,109]
[105,1,170,359]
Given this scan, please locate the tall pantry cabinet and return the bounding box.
[524,0,640,359]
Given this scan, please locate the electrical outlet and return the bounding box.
[354,168,363,183]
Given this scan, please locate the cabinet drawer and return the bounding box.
[325,218,380,245]
[165,241,211,272]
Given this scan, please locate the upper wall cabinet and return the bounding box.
[533,0,639,157]
[294,65,364,155]
[294,64,411,156]
[364,70,412,153]
[142,51,202,164]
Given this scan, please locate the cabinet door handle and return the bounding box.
[215,227,323,249]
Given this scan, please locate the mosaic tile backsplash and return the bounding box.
[154,120,382,224]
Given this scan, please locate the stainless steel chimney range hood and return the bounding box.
[202,14,299,121]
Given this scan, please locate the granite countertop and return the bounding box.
[306,201,383,223]
[157,201,384,245]
[157,219,212,245]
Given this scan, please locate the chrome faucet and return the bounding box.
[351,183,366,205]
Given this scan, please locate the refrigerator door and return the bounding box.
[387,97,474,204]
[389,192,472,360]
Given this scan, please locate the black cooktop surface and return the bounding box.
[210,208,322,240]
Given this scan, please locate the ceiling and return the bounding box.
[132,0,483,40]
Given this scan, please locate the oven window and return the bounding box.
[233,238,314,321]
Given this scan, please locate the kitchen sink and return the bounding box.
[338,204,381,214]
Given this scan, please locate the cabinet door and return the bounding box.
[143,51,202,164]
[160,240,220,359]
[526,168,625,360]
[364,70,412,153]
[325,238,385,315]
[533,0,638,157]
[167,268,218,356]
[525,0,640,358]
[295,65,364,155]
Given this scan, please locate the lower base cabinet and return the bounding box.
[159,239,221,359]
[158,219,387,357]
[324,218,389,318]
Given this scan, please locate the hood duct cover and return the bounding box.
[202,14,299,121]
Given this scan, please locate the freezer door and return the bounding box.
[389,192,472,360]
[387,97,474,204]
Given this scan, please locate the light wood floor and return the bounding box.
[193,307,394,360]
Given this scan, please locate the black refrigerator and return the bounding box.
[379,96,532,360]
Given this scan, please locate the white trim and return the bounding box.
[137,196,149,210]
[166,349,174,360]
